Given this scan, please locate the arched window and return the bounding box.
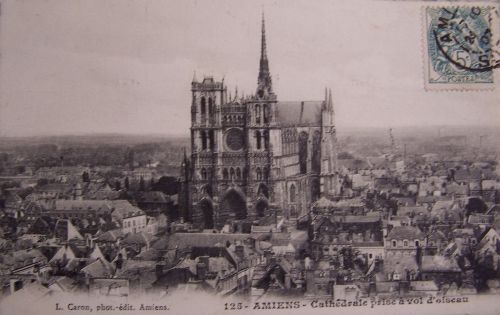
[289,184,296,203]
[236,168,241,180]
[264,130,269,149]
[415,240,420,247]
[403,240,408,247]
[312,130,321,173]
[201,131,207,150]
[209,130,215,151]
[208,97,213,115]
[230,167,235,180]
[255,105,261,124]
[255,130,262,150]
[223,168,229,180]
[263,104,269,123]
[298,131,308,174]
[201,97,206,116]
[392,240,397,247]
[201,168,207,180]
[256,168,262,181]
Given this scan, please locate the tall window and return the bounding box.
[255,131,262,150]
[208,97,213,115]
[209,130,215,151]
[264,130,269,149]
[201,97,206,116]
[230,168,235,180]
[236,168,241,180]
[312,131,321,173]
[201,131,207,150]
[201,168,207,180]
[299,132,308,174]
[223,168,229,180]
[263,104,269,123]
[255,105,261,124]
[289,184,296,203]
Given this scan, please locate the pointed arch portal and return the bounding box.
[222,189,247,220]
[256,199,268,217]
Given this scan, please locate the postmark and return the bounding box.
[423,5,499,90]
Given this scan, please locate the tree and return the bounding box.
[152,176,179,195]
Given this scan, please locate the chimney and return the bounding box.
[196,262,207,280]
[199,255,210,270]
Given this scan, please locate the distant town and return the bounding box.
[0,125,499,301]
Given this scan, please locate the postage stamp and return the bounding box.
[423,5,499,90]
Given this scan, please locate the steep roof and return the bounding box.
[386,226,424,240]
[81,258,113,278]
[275,101,322,126]
[153,233,250,251]
[54,200,112,212]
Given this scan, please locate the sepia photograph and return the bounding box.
[0,0,499,314]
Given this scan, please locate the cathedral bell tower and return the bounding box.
[245,12,277,219]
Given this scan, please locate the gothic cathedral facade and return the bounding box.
[180,16,339,230]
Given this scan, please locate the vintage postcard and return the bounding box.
[0,0,499,315]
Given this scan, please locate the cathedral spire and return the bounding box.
[257,11,272,98]
[324,87,328,109]
[328,89,333,111]
[261,11,268,65]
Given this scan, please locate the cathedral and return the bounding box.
[180,15,339,230]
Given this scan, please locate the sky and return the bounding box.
[0,0,499,137]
